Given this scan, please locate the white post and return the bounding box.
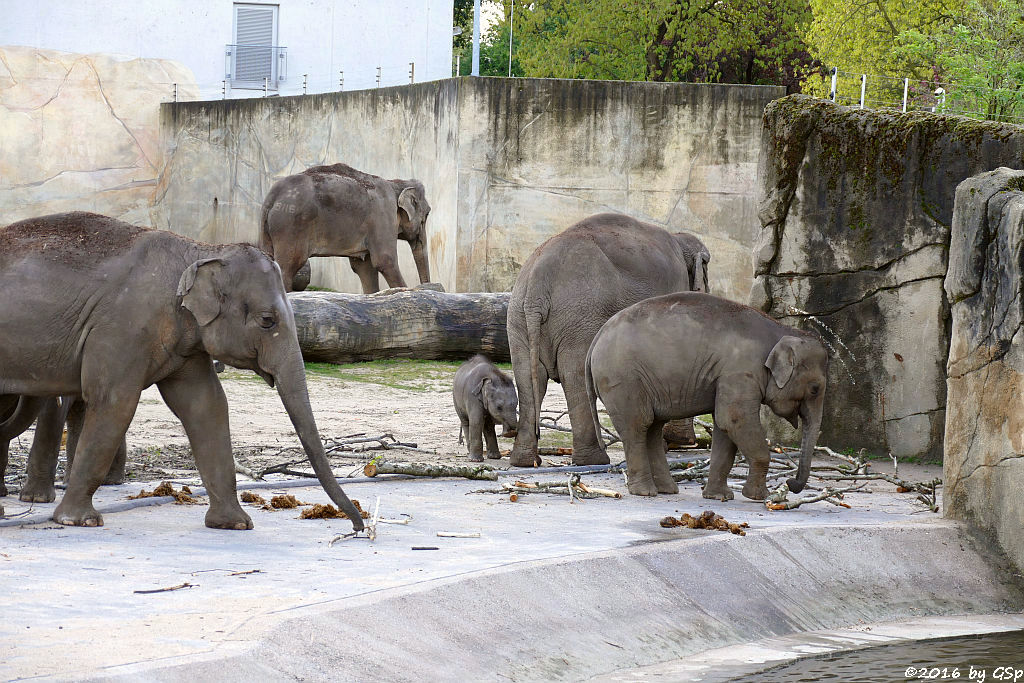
[859,73,866,109]
[376,66,381,88]
[830,68,837,102]
[409,62,415,83]
[339,70,344,91]
[264,77,269,97]
[456,54,461,77]
[902,78,909,112]
[472,0,481,76]
[222,80,226,100]
[508,0,514,77]
[173,83,177,102]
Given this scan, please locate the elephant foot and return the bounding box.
[509,447,542,468]
[104,473,126,486]
[467,452,484,463]
[19,477,56,503]
[741,481,769,501]
[571,446,610,466]
[654,478,679,495]
[0,482,7,497]
[702,484,734,501]
[53,501,104,527]
[485,451,503,460]
[627,479,659,496]
[205,506,253,530]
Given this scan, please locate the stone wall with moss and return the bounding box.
[751,95,1024,460]
[945,168,1024,570]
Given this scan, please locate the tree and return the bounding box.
[510,0,816,88]
[453,0,518,76]
[896,0,1024,122]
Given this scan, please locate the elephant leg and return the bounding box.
[729,419,772,501]
[374,252,408,290]
[647,420,678,495]
[466,406,485,462]
[105,437,127,485]
[54,390,140,527]
[482,416,502,460]
[0,439,8,497]
[508,354,547,468]
[703,425,737,501]
[20,398,65,503]
[349,255,381,294]
[621,423,657,496]
[560,350,609,466]
[66,398,124,485]
[275,246,309,294]
[157,358,251,530]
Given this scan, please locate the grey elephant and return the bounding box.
[453,356,518,462]
[506,213,710,467]
[586,292,828,499]
[260,163,431,293]
[0,396,128,508]
[0,211,363,530]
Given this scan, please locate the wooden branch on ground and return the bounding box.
[234,459,264,481]
[289,289,511,363]
[256,433,434,477]
[363,460,498,481]
[472,475,623,500]
[764,482,867,510]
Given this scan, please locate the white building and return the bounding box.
[0,0,455,98]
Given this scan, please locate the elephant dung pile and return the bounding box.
[300,501,370,520]
[127,482,199,505]
[660,510,749,536]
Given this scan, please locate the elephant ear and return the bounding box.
[177,258,226,326]
[473,377,490,399]
[398,187,418,226]
[765,336,801,389]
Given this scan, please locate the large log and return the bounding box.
[289,288,511,363]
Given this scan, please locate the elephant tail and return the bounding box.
[258,194,275,256]
[585,338,604,452]
[524,297,547,439]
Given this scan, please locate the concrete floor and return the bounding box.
[1,467,1021,681]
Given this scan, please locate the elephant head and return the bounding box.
[177,249,365,528]
[395,180,431,285]
[672,232,711,293]
[763,334,829,494]
[479,375,519,438]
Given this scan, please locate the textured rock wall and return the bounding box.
[0,45,196,225]
[154,78,781,298]
[945,168,1024,570]
[752,95,1024,459]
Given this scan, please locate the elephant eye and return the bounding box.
[259,313,277,329]
[809,384,820,396]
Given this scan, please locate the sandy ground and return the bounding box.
[2,359,940,493]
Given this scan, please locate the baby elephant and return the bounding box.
[453,356,518,462]
[586,292,828,499]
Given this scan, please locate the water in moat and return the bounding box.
[729,630,1024,682]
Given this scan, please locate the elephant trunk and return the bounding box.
[411,236,431,285]
[787,405,822,493]
[273,347,365,531]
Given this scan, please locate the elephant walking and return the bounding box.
[0,212,363,530]
[587,293,828,498]
[260,163,431,293]
[506,213,710,467]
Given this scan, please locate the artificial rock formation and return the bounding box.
[945,168,1024,570]
[0,46,196,224]
[752,95,1024,459]
[290,287,511,363]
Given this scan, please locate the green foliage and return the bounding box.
[896,0,1024,122]
[506,0,815,88]
[454,0,521,76]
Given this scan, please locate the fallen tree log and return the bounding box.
[289,288,511,363]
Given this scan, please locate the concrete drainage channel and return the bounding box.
[2,475,1022,680]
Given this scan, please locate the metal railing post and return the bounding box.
[173,83,177,102]
[376,66,381,88]
[303,73,308,95]
[409,62,415,83]
[859,73,866,109]
[222,80,226,100]
[902,78,909,112]
[339,71,344,91]
[264,77,269,97]
[456,54,461,77]
[830,68,837,102]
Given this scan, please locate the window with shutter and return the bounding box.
[230,3,278,88]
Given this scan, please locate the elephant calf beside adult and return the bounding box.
[261,163,431,293]
[506,213,711,467]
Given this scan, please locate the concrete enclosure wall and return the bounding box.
[154,77,783,298]
[752,95,1024,460]
[945,168,1024,571]
[0,46,197,226]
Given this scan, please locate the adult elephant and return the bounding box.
[260,163,431,293]
[506,213,711,467]
[0,212,363,530]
